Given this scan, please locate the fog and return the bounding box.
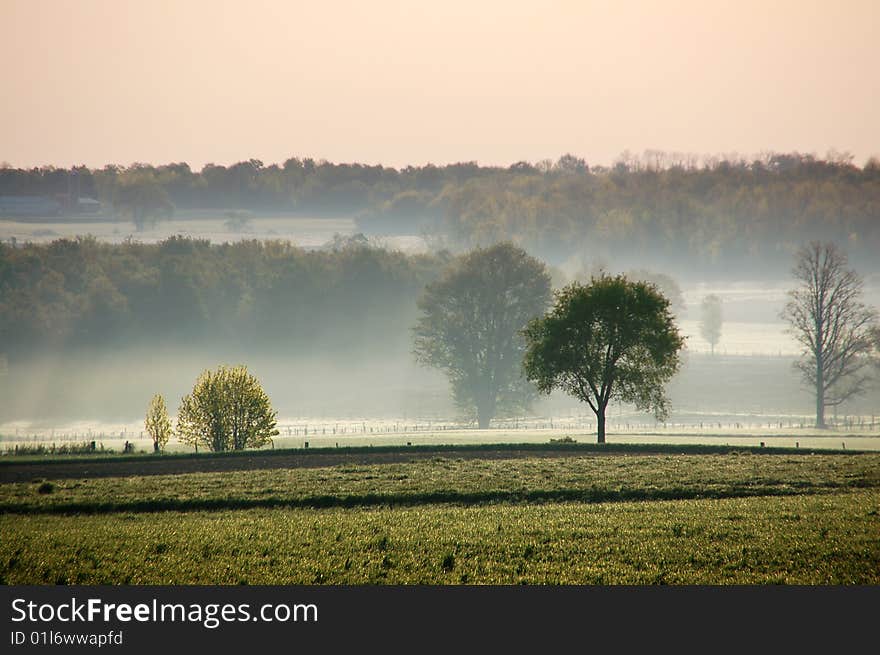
[2,236,877,442]
[2,167,879,443]
[4,342,878,440]
[0,346,452,427]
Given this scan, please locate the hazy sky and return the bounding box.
[2,0,878,170]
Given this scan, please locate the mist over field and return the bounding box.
[4,3,880,608]
[3,332,878,432]
[2,154,879,445]
[2,296,879,438]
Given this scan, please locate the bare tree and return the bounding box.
[781,242,878,428]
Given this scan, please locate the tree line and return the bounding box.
[0,158,492,216]
[0,236,449,358]
[2,152,879,271]
[433,153,880,271]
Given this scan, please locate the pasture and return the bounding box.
[0,214,426,251]
[1,446,878,584]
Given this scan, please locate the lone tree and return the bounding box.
[781,242,878,428]
[523,275,685,444]
[700,294,723,355]
[177,365,279,451]
[626,269,686,316]
[144,393,172,453]
[112,177,174,231]
[413,242,552,428]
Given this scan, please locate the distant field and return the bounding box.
[0,215,426,251]
[1,449,878,584]
[4,426,879,456]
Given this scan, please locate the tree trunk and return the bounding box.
[477,406,492,429]
[476,392,495,430]
[596,406,606,444]
[816,393,826,429]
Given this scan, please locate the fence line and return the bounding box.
[2,413,877,446]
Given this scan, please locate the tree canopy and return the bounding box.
[0,237,448,359]
[176,365,279,452]
[523,275,684,443]
[144,393,172,453]
[413,242,552,428]
[111,175,174,230]
[2,151,878,273]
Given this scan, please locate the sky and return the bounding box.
[2,0,878,170]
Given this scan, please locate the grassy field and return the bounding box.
[2,452,879,512]
[2,449,878,584]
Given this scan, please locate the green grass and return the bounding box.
[2,451,878,585]
[2,491,877,584]
[3,453,878,514]
[0,439,857,466]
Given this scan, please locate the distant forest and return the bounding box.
[0,236,448,360]
[2,152,878,272]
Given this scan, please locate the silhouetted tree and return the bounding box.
[112,177,173,230]
[523,276,684,443]
[781,242,878,428]
[413,242,552,428]
[700,294,723,354]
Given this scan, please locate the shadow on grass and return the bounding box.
[3,481,873,516]
[0,441,863,484]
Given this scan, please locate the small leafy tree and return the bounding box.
[413,242,552,428]
[523,275,685,443]
[177,365,279,452]
[144,393,172,453]
[700,294,723,355]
